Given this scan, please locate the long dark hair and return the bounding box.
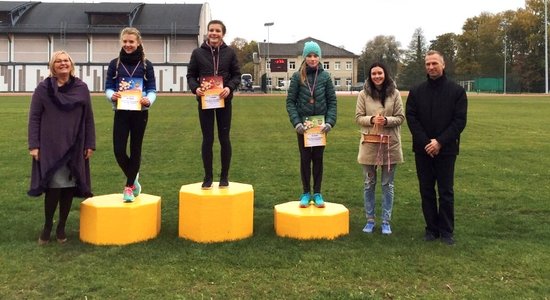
[366,62,395,107]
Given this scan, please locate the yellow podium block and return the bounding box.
[80,193,161,245]
[274,201,349,240]
[179,182,254,243]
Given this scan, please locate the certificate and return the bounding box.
[116,77,143,111]
[200,75,225,109]
[303,115,326,147]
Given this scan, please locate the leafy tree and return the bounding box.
[358,35,401,83]
[399,28,428,90]
[229,38,258,76]
[430,33,458,80]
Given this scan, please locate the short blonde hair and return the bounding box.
[48,50,75,77]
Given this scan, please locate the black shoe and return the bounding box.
[38,227,51,245]
[424,232,439,242]
[219,177,229,188]
[201,177,213,190]
[441,236,455,245]
[56,228,67,244]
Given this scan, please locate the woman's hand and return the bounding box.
[29,148,39,161]
[84,149,94,160]
[373,115,386,126]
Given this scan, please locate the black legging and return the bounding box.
[113,110,148,186]
[197,102,232,180]
[297,133,324,194]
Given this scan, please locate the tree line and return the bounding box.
[230,0,548,93]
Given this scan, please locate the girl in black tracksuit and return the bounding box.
[186,20,241,189]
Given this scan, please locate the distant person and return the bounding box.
[28,50,96,244]
[105,27,157,202]
[355,62,404,235]
[286,41,337,208]
[186,20,241,189]
[406,50,468,245]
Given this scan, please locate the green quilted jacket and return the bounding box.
[286,65,337,127]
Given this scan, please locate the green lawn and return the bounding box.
[0,93,548,299]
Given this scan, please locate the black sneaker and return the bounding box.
[38,227,51,245]
[424,232,439,242]
[441,236,455,245]
[219,177,229,188]
[56,227,67,244]
[201,177,213,190]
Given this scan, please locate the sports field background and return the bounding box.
[0,94,548,299]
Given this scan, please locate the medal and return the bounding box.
[305,66,319,105]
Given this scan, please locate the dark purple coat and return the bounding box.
[28,76,96,197]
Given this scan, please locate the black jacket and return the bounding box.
[406,73,467,155]
[186,41,241,103]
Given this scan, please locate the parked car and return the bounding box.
[350,82,365,91]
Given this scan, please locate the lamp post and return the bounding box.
[504,34,507,94]
[545,0,548,94]
[264,22,274,93]
[501,20,508,95]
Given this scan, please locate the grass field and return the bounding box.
[0,93,548,299]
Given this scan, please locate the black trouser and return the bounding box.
[44,187,74,233]
[297,133,324,194]
[113,110,148,186]
[414,153,457,238]
[198,102,232,180]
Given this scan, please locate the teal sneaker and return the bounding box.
[123,186,135,203]
[133,174,141,197]
[313,193,325,208]
[299,193,311,208]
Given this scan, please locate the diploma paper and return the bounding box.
[200,75,224,109]
[303,115,326,147]
[116,77,143,111]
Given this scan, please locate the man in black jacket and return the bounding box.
[406,50,468,245]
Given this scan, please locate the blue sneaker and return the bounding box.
[313,193,325,208]
[133,174,141,197]
[123,186,135,203]
[362,220,375,233]
[299,193,311,208]
[381,222,392,235]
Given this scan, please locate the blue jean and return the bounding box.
[363,164,396,222]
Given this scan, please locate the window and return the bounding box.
[289,61,296,70]
[90,14,127,26]
[334,62,341,70]
[346,61,352,70]
[334,77,341,86]
[323,62,329,69]
[346,78,352,86]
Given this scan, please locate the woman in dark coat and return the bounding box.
[28,50,96,245]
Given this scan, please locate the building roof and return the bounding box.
[259,37,358,58]
[0,1,203,35]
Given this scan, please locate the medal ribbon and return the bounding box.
[208,43,220,76]
[120,61,141,78]
[305,66,319,102]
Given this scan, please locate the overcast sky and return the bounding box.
[7,0,528,54]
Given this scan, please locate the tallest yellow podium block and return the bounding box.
[178,182,254,243]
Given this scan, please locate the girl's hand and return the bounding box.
[141,97,151,107]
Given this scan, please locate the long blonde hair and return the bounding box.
[48,50,75,77]
[113,27,148,80]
